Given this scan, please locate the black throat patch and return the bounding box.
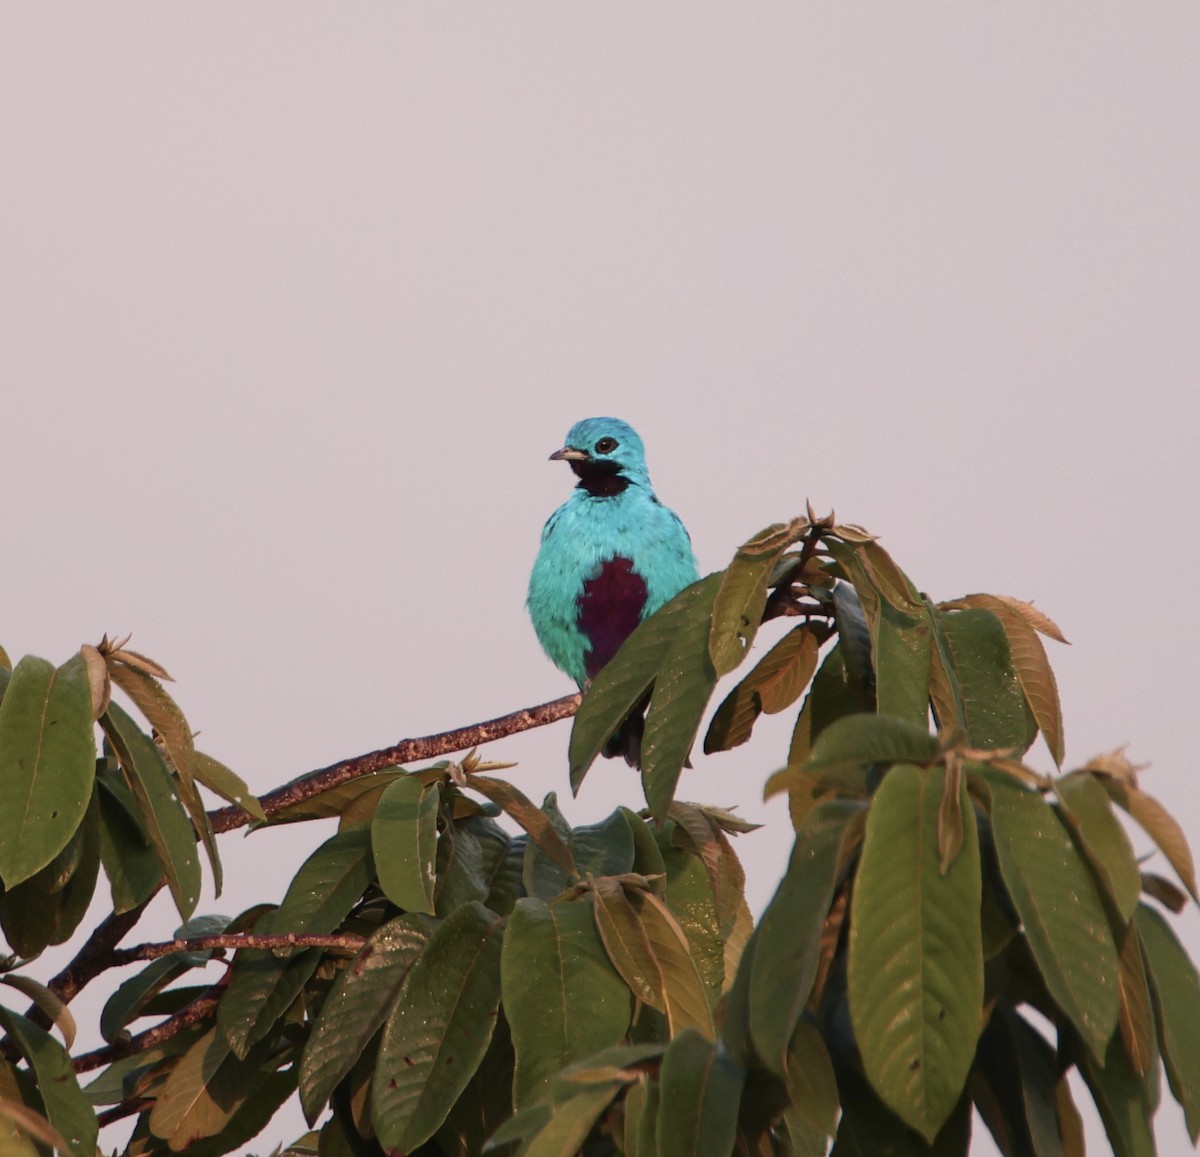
[570,459,630,497]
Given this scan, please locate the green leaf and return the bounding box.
[705,625,820,753]
[1116,923,1158,1078]
[622,806,667,881]
[830,581,877,708]
[832,1066,968,1157]
[1135,904,1200,1142]
[634,1075,660,1157]
[502,897,632,1108]
[82,1022,208,1107]
[1055,771,1141,921]
[749,800,859,1075]
[0,1093,59,1156]
[468,775,576,876]
[985,773,1119,1060]
[193,750,266,823]
[0,654,96,887]
[1104,779,1199,904]
[510,1081,625,1157]
[100,701,201,920]
[438,1011,515,1155]
[106,658,224,899]
[849,765,982,1141]
[371,774,439,914]
[267,768,403,824]
[0,1008,98,1157]
[935,608,1037,753]
[973,1005,1069,1157]
[1077,1032,1156,1157]
[0,790,101,958]
[0,975,76,1050]
[100,955,191,1042]
[147,1027,292,1153]
[146,1026,234,1144]
[372,901,504,1151]
[709,521,804,677]
[96,773,163,914]
[156,1068,293,1157]
[571,808,636,878]
[592,877,666,1011]
[661,842,724,1005]
[874,603,933,727]
[948,594,1065,765]
[570,578,714,794]
[628,888,714,1038]
[654,1028,744,1157]
[787,641,872,766]
[856,540,926,615]
[806,712,940,770]
[218,828,374,1058]
[435,818,488,913]
[927,599,967,736]
[784,1019,839,1138]
[522,793,576,902]
[299,913,433,1123]
[641,576,723,821]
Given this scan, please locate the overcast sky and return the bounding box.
[3,6,1198,1154]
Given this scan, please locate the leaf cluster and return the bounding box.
[0,518,1197,1157]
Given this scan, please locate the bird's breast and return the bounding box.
[577,556,648,681]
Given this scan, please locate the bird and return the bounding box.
[527,417,700,764]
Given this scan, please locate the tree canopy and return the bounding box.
[0,512,1197,1156]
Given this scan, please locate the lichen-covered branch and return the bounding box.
[208,691,581,833]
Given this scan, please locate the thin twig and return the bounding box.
[208,691,581,833]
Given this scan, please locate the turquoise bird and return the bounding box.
[527,417,700,763]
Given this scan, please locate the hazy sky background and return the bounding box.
[3,6,1198,1154]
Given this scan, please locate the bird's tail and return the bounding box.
[602,708,644,767]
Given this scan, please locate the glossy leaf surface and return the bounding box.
[987,774,1119,1060]
[0,654,95,887]
[850,765,982,1141]
[372,902,504,1151]
[502,897,632,1107]
[371,773,439,913]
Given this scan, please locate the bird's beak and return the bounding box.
[549,446,589,462]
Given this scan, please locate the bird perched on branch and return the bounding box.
[527,417,700,764]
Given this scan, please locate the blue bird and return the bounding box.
[527,417,700,764]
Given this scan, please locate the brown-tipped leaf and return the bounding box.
[949,593,1065,765]
[704,625,819,753]
[467,774,576,876]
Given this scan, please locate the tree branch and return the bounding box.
[36,902,151,1017]
[74,985,225,1075]
[108,932,367,967]
[19,692,580,1031]
[208,691,581,833]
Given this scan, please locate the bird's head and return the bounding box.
[550,417,650,495]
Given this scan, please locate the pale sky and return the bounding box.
[3,6,1198,1154]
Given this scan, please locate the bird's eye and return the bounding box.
[594,437,618,454]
